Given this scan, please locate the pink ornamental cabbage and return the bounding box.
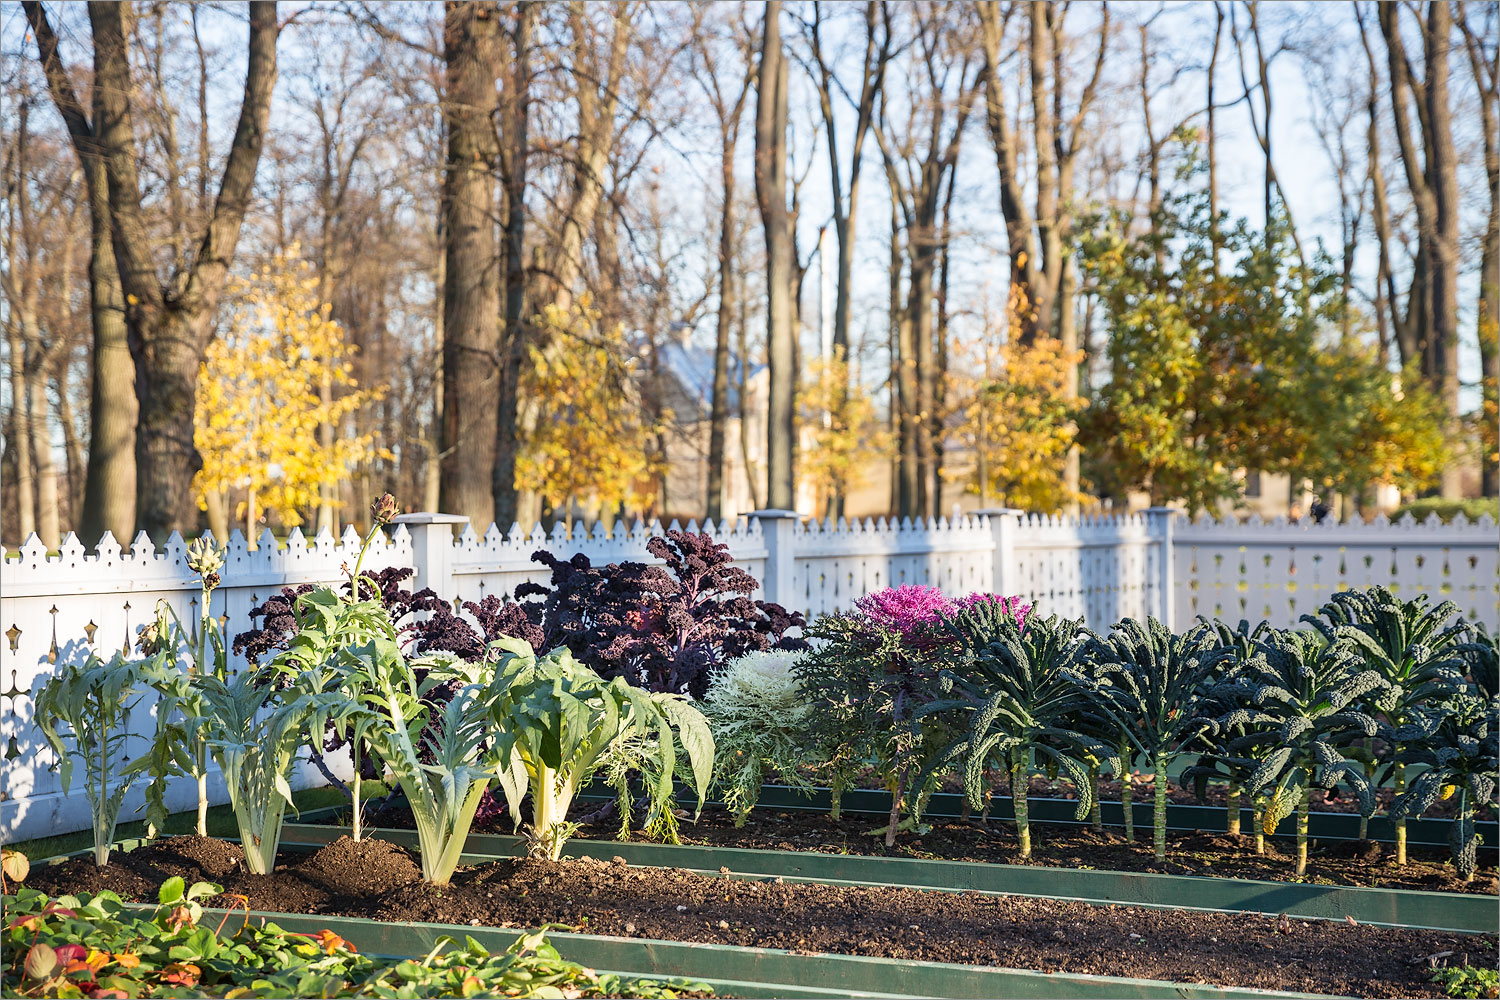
[955,592,1032,631]
[855,584,956,639]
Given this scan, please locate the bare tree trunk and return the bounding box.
[707,82,749,520]
[1462,5,1499,497]
[890,187,917,518]
[4,319,35,542]
[756,1,795,511]
[977,3,1041,345]
[23,0,137,545]
[89,0,279,540]
[1381,1,1463,498]
[735,270,761,512]
[494,1,535,527]
[439,0,501,527]
[1208,2,1223,274]
[56,366,85,526]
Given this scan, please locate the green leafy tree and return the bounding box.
[1080,139,1445,510]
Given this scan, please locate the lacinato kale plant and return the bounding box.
[1390,628,1499,881]
[1305,586,1467,862]
[1084,618,1232,859]
[1212,627,1387,875]
[1181,618,1276,847]
[926,611,1116,860]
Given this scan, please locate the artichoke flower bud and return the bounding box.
[136,621,164,656]
[186,537,225,579]
[370,492,399,527]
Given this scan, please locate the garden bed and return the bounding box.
[322,799,1498,895]
[273,823,1499,934]
[720,779,1497,844]
[23,835,1494,999]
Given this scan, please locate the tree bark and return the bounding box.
[1462,5,1499,497]
[703,38,752,523]
[439,0,501,528]
[494,2,536,527]
[23,0,137,545]
[756,1,795,511]
[90,0,279,541]
[1380,1,1463,498]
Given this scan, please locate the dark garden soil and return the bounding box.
[575,806,1500,896]
[341,795,1498,895]
[21,837,1495,999]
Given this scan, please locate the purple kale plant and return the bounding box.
[235,531,803,698]
[233,566,419,665]
[855,585,955,646]
[602,531,806,696]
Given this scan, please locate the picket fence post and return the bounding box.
[975,508,1026,598]
[749,509,801,611]
[1144,506,1177,630]
[392,512,468,599]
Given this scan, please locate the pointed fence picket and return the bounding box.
[1,508,1494,841]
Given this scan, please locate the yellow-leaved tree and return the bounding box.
[798,348,891,519]
[946,286,1085,513]
[194,246,385,541]
[516,296,662,529]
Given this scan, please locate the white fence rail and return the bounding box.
[2,508,1496,842]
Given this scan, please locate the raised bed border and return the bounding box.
[575,783,1499,848]
[278,821,1499,936]
[124,905,1361,1000]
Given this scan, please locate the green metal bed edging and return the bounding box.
[126,906,1359,1000]
[277,823,1499,936]
[568,782,1497,847]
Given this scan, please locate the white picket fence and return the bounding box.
[2,507,1496,842]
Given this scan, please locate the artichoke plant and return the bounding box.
[490,638,715,860]
[1306,586,1467,862]
[927,612,1117,860]
[1085,618,1233,860]
[1389,628,1499,881]
[1212,628,1386,875]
